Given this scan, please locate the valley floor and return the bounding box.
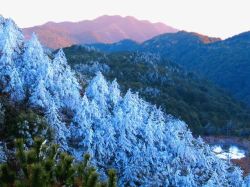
[203,136,250,175]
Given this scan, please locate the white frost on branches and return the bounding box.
[0,15,248,186]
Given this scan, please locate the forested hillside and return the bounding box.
[0,16,249,186]
[90,31,250,106]
[63,45,250,136]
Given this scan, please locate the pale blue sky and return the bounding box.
[0,0,249,38]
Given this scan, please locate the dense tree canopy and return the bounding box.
[63,46,250,136]
[0,15,250,186]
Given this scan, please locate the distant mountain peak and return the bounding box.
[95,14,124,20]
[149,31,221,44]
[187,31,221,43]
[223,31,250,43]
[1,15,250,186]
[23,15,178,49]
[92,15,122,23]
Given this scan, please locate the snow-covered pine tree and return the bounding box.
[108,79,121,106]
[85,74,117,172]
[0,17,23,52]
[0,17,24,101]
[81,73,247,186]
[0,15,248,186]
[20,33,50,91]
[50,49,81,110]
[29,79,51,109]
[69,95,93,156]
[86,71,109,111]
[45,101,68,150]
[0,52,24,101]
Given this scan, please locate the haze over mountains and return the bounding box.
[23,15,178,49]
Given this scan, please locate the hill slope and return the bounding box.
[23,15,178,49]
[63,45,250,136]
[141,31,250,106]
[90,31,250,106]
[2,15,250,186]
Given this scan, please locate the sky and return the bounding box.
[0,0,250,39]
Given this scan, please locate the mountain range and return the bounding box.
[23,15,178,49]
[62,45,250,136]
[90,31,250,106]
[22,15,250,134]
[2,15,250,186]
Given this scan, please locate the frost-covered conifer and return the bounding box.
[109,79,121,106]
[29,80,51,109]
[0,17,24,101]
[82,73,247,186]
[86,71,109,110]
[69,96,93,153]
[50,49,80,109]
[0,16,248,186]
[0,53,24,101]
[20,33,50,90]
[45,102,68,150]
[0,17,23,53]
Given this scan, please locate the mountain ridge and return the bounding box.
[88,31,221,52]
[1,14,250,186]
[63,45,250,136]
[23,15,178,49]
[89,30,250,106]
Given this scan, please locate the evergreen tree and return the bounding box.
[20,33,50,91]
[45,102,68,150]
[69,96,93,155]
[0,138,117,187]
[50,49,81,110]
[0,15,248,186]
[0,17,25,101]
[108,79,121,106]
[86,71,109,111]
[29,80,51,109]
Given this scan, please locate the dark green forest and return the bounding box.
[63,45,250,136]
